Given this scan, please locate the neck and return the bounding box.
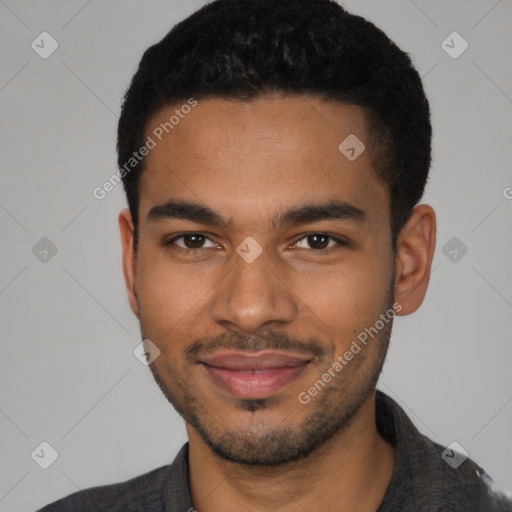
[187,391,395,512]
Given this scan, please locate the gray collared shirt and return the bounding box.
[38,391,512,511]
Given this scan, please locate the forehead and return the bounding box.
[138,96,388,230]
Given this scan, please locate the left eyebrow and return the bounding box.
[270,200,366,230]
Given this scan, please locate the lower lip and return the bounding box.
[203,363,309,399]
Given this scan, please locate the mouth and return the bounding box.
[199,350,313,399]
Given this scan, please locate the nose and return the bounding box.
[210,247,298,334]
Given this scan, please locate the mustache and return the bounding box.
[185,330,328,363]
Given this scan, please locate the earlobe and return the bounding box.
[118,209,140,318]
[394,204,436,316]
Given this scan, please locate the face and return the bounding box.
[124,96,399,465]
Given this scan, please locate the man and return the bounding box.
[39,0,511,510]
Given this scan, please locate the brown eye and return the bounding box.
[182,234,206,249]
[306,234,329,249]
[295,234,341,250]
[168,233,217,250]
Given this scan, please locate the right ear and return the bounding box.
[119,209,139,318]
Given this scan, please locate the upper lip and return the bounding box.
[199,350,313,371]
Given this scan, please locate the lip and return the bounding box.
[199,350,312,399]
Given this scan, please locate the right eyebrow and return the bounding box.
[147,200,231,228]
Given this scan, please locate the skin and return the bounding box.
[119,96,436,511]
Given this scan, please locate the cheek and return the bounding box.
[135,248,213,338]
[291,254,392,342]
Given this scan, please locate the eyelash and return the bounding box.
[164,232,348,253]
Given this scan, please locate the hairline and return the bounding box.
[130,92,397,251]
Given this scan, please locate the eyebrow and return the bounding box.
[147,199,366,229]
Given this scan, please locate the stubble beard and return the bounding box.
[141,286,395,467]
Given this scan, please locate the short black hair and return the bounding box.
[117,0,431,250]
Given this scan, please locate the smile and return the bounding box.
[199,350,312,399]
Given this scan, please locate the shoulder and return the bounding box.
[399,428,512,511]
[427,437,512,511]
[36,464,170,512]
[376,391,512,511]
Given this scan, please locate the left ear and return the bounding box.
[394,204,436,316]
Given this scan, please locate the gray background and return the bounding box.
[1,0,511,510]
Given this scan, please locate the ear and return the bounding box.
[119,209,139,318]
[394,204,436,316]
